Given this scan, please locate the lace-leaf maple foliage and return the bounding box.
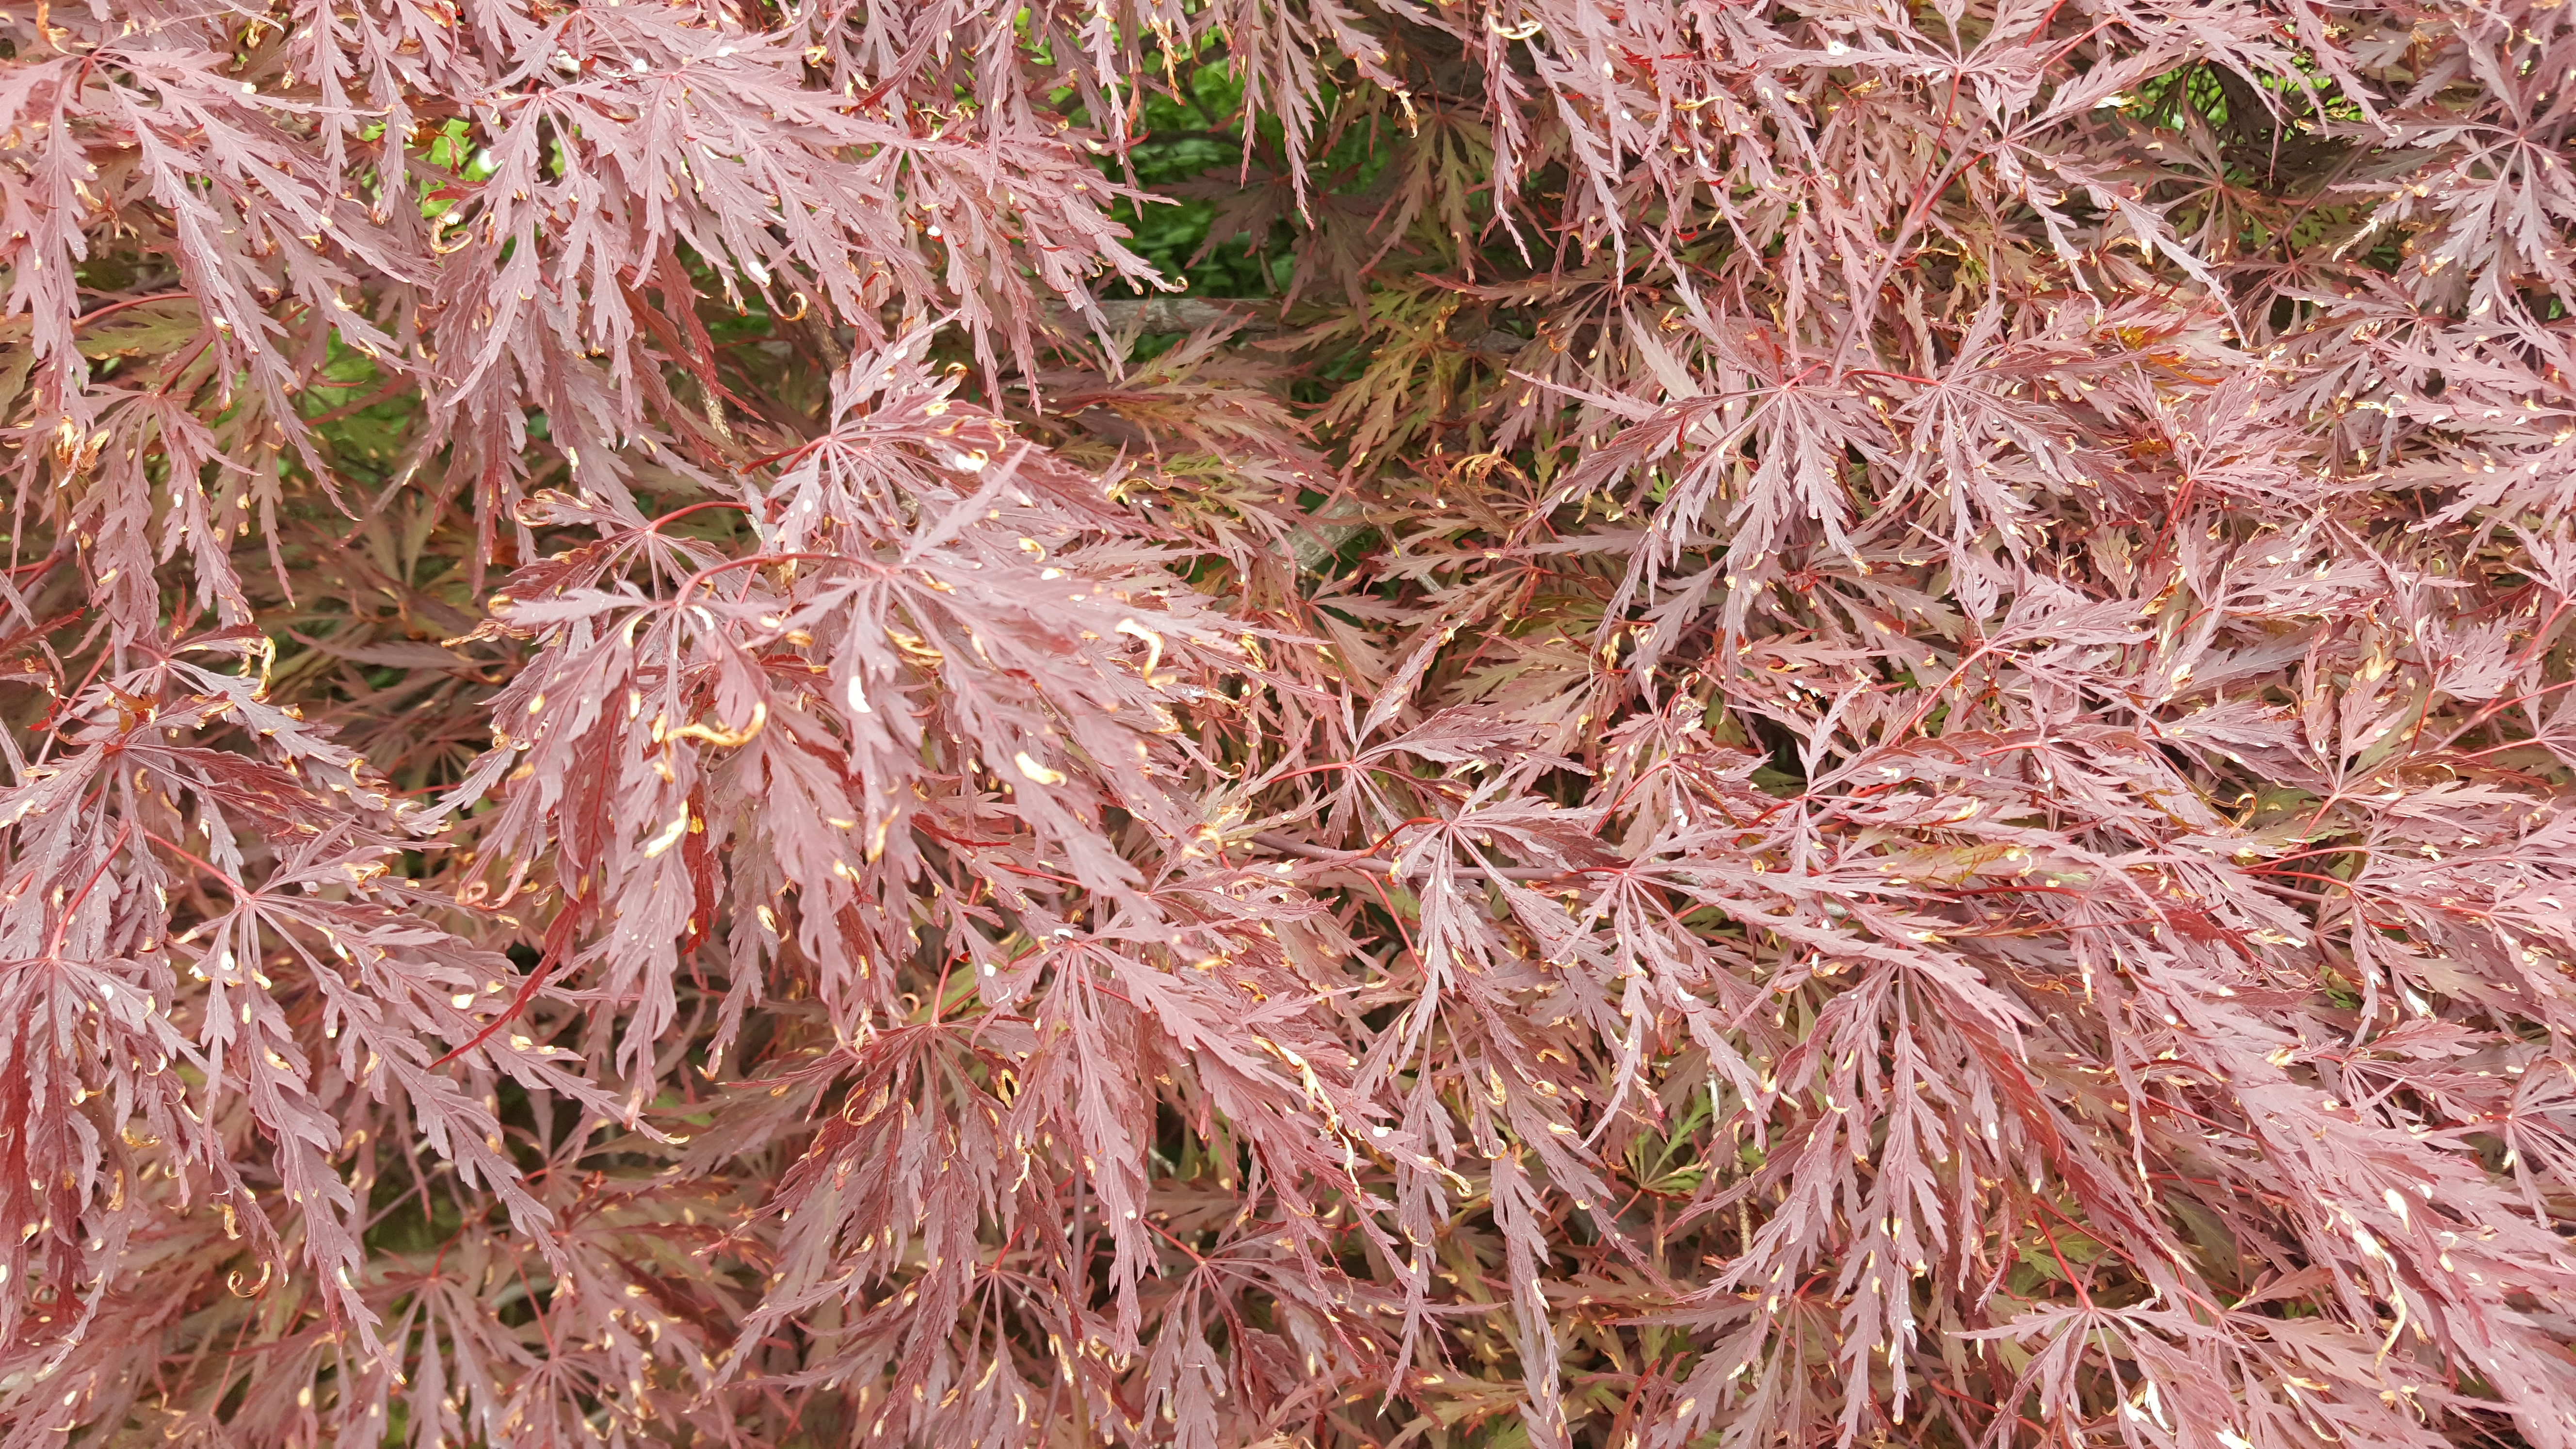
[2,0,2575,1445]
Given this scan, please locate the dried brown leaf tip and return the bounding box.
[2,0,2575,1445]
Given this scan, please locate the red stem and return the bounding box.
[45,822,134,961]
[432,902,585,1068]
[72,291,193,329]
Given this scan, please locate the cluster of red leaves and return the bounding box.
[3,0,2576,1445]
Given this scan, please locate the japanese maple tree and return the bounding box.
[2,0,2574,1446]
